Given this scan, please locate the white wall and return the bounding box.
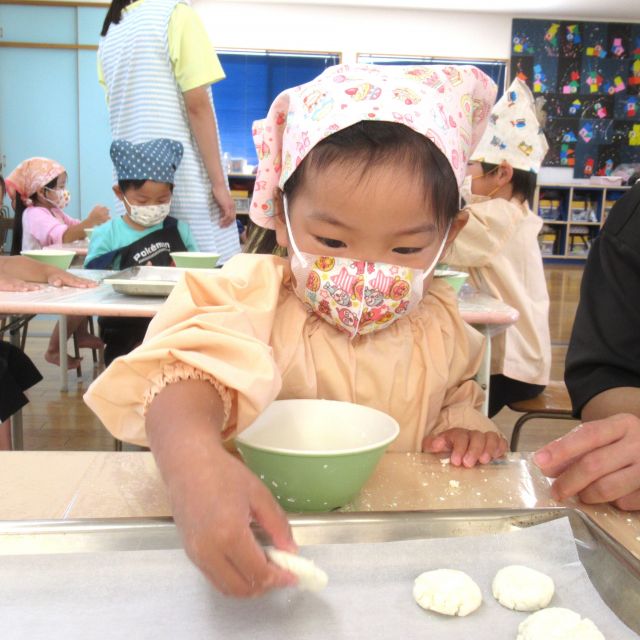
[193,1,514,63]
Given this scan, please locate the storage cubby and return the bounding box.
[534,184,630,261]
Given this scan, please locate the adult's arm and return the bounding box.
[183,87,236,228]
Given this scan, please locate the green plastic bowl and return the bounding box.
[21,249,75,269]
[170,251,220,268]
[434,269,469,294]
[235,399,399,512]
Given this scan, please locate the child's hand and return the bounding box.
[170,446,299,597]
[422,428,508,467]
[0,275,42,292]
[87,205,110,227]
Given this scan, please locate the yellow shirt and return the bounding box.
[97,0,225,97]
[84,254,500,450]
[448,198,551,386]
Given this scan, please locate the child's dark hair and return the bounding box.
[0,175,5,199]
[10,176,58,255]
[101,0,132,37]
[480,161,537,206]
[245,120,459,256]
[118,180,174,193]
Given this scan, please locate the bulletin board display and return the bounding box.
[511,19,640,179]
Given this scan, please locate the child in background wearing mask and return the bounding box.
[85,64,508,597]
[448,78,551,417]
[0,175,98,448]
[5,159,109,369]
[85,138,197,365]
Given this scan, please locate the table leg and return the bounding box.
[59,314,68,392]
[476,327,491,417]
[9,317,23,450]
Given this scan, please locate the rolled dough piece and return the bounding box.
[266,548,328,591]
[492,565,554,611]
[413,569,482,616]
[517,607,605,640]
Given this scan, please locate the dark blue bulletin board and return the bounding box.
[511,19,640,178]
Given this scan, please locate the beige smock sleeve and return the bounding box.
[424,283,502,444]
[84,254,287,446]
[447,199,523,268]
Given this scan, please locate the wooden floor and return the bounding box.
[13,264,584,452]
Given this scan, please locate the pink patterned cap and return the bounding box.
[5,157,66,207]
[250,63,497,229]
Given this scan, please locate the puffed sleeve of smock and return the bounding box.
[447,199,522,268]
[426,284,503,439]
[83,254,287,446]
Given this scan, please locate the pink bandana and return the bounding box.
[5,157,66,206]
[250,63,497,229]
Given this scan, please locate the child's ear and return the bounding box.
[112,185,124,202]
[497,161,514,186]
[443,209,469,253]
[273,189,289,249]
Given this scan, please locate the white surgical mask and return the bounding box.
[459,169,501,206]
[284,197,450,338]
[124,196,171,227]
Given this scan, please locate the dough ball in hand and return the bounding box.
[266,548,328,592]
[413,569,482,617]
[492,565,554,611]
[517,607,605,640]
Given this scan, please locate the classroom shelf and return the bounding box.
[534,184,630,262]
[228,173,256,218]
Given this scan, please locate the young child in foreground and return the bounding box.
[85,64,507,596]
[85,138,197,365]
[448,78,552,417]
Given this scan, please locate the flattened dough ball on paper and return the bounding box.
[517,607,605,640]
[266,549,328,591]
[413,569,482,617]
[492,565,554,611]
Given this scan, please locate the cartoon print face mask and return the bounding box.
[124,196,171,227]
[284,198,450,338]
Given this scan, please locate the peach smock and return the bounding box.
[84,254,501,450]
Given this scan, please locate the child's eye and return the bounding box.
[393,247,424,255]
[316,237,346,249]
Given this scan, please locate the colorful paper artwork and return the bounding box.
[579,122,594,142]
[611,37,625,58]
[533,64,547,92]
[512,19,640,178]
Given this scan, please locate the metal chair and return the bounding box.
[507,380,576,451]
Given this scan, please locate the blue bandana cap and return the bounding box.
[110,138,184,183]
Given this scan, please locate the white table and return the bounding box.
[0,275,518,448]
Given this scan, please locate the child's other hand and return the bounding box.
[171,447,299,597]
[0,275,42,292]
[422,428,508,467]
[87,205,110,226]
